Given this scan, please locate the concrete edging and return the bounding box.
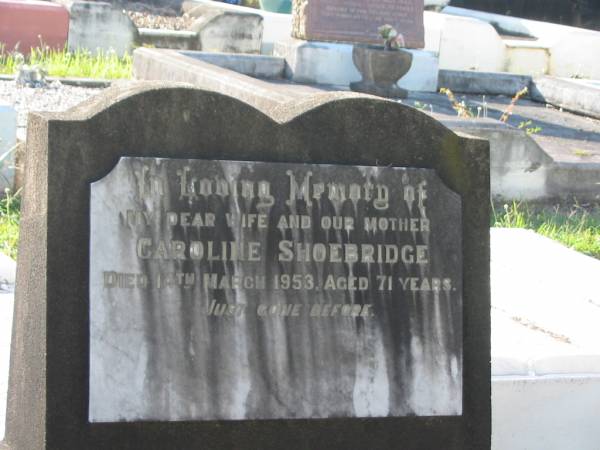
[138,28,200,51]
[531,76,600,120]
[437,70,600,122]
[438,69,531,96]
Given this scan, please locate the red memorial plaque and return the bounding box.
[0,0,69,55]
[292,0,425,48]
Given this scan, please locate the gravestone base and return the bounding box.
[274,38,439,92]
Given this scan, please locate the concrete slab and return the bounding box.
[531,76,600,121]
[493,376,600,450]
[180,51,285,79]
[462,95,600,165]
[0,104,16,193]
[490,228,600,450]
[442,6,600,80]
[491,229,600,363]
[442,6,538,39]
[432,116,553,200]
[440,69,600,121]
[133,47,337,115]
[435,12,507,73]
[549,32,600,79]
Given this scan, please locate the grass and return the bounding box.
[493,201,600,259]
[0,190,20,260]
[0,46,132,79]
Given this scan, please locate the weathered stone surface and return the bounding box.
[292,0,425,48]
[132,48,316,115]
[90,158,462,422]
[189,8,264,54]
[137,28,200,51]
[179,50,285,78]
[183,0,293,54]
[62,1,138,56]
[531,76,600,121]
[5,82,490,449]
[438,70,533,96]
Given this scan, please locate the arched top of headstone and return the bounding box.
[40,81,447,131]
[27,82,486,201]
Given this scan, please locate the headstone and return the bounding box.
[5,83,490,449]
[58,0,138,57]
[292,0,425,48]
[188,7,264,54]
[183,0,294,54]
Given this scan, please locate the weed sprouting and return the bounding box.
[439,87,474,118]
[518,120,542,135]
[499,86,528,122]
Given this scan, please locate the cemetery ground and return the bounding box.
[0,46,132,79]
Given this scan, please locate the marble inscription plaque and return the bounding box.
[292,0,425,48]
[89,158,462,422]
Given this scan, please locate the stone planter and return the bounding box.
[350,44,413,98]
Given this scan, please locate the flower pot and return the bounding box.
[258,0,292,13]
[350,44,413,99]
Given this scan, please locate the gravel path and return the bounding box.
[125,1,194,31]
[127,10,194,30]
[0,80,105,140]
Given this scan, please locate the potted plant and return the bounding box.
[258,0,292,13]
[350,25,413,99]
